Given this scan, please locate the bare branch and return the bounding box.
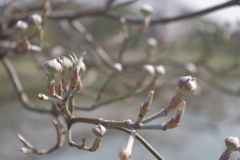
[116,127,165,160]
[18,120,65,155]
[9,0,239,26]
[1,56,57,114]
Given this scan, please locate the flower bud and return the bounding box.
[140,4,153,16]
[164,100,186,130]
[92,125,106,138]
[27,14,42,26]
[119,148,130,160]
[44,59,62,76]
[154,65,165,77]
[69,52,85,73]
[20,148,31,154]
[185,63,197,73]
[144,90,154,105]
[17,134,33,149]
[140,90,154,116]
[112,63,123,72]
[59,56,72,71]
[80,62,86,72]
[178,76,197,94]
[164,99,182,113]
[147,37,158,47]
[142,64,155,76]
[14,20,28,33]
[225,137,240,151]
[50,45,65,57]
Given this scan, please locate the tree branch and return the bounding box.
[9,0,240,25]
[1,56,57,114]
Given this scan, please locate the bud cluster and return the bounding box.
[43,52,85,97]
[14,14,43,50]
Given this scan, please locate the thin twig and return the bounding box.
[74,82,153,111]
[116,127,165,160]
[18,119,65,155]
[1,56,56,114]
[71,20,114,68]
[94,72,114,104]
[10,0,239,25]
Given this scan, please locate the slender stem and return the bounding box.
[1,56,54,114]
[118,38,130,63]
[71,20,113,68]
[67,124,73,143]
[68,95,75,114]
[70,117,135,129]
[18,119,65,155]
[142,109,167,124]
[123,127,136,158]
[94,72,114,104]
[62,87,74,102]
[75,77,156,111]
[38,93,65,104]
[74,89,142,110]
[102,0,238,24]
[116,127,165,160]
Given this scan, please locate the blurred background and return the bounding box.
[1,0,240,160]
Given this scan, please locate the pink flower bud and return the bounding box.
[164,101,186,130]
[112,63,123,72]
[20,147,31,154]
[14,20,28,33]
[69,52,85,73]
[147,37,158,47]
[80,62,86,72]
[17,134,33,149]
[44,59,62,76]
[178,76,197,94]
[142,64,155,76]
[59,56,72,71]
[140,91,154,116]
[185,63,197,73]
[119,148,130,160]
[140,4,153,16]
[92,125,106,138]
[225,137,240,151]
[28,14,42,26]
[164,99,184,113]
[155,65,165,77]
